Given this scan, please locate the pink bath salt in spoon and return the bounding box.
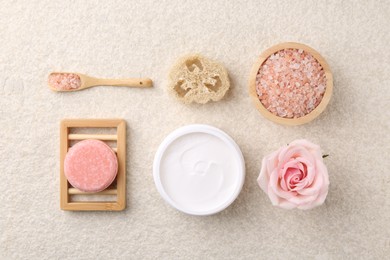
[48,72,153,92]
[64,139,118,193]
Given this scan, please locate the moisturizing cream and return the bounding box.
[153,125,245,215]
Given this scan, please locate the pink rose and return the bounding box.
[257,139,329,210]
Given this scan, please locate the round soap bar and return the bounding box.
[64,139,118,192]
[153,125,245,216]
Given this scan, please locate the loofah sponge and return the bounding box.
[168,54,230,104]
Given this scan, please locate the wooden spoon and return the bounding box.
[48,72,153,92]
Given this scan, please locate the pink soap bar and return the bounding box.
[64,139,118,192]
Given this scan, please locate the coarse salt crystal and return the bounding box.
[48,73,81,91]
[255,48,326,118]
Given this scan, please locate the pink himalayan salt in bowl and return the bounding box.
[249,42,333,126]
[48,73,81,91]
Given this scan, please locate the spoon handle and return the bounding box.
[88,77,153,88]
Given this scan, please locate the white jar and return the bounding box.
[153,124,245,216]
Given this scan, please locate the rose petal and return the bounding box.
[280,161,297,191]
[266,148,282,174]
[267,184,281,206]
[308,162,329,206]
[287,193,318,205]
[278,146,316,168]
[298,160,328,196]
[257,157,270,193]
[290,139,322,158]
[314,187,329,207]
[281,158,310,191]
[281,159,302,176]
[295,161,306,176]
[295,156,315,185]
[291,179,308,191]
[269,169,297,200]
[278,199,298,209]
[298,185,329,210]
[297,176,322,196]
[285,167,302,190]
[280,175,288,191]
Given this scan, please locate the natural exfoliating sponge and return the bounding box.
[168,54,230,104]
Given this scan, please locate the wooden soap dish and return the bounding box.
[249,42,333,126]
[60,119,126,211]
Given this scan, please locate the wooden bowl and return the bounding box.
[249,42,333,126]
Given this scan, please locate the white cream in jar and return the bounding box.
[153,125,245,215]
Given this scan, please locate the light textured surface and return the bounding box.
[0,0,389,259]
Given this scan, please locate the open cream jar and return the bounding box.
[249,42,333,125]
[153,125,245,215]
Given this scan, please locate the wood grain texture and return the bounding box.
[48,72,153,92]
[60,119,126,211]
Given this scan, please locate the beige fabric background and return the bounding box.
[0,0,389,259]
